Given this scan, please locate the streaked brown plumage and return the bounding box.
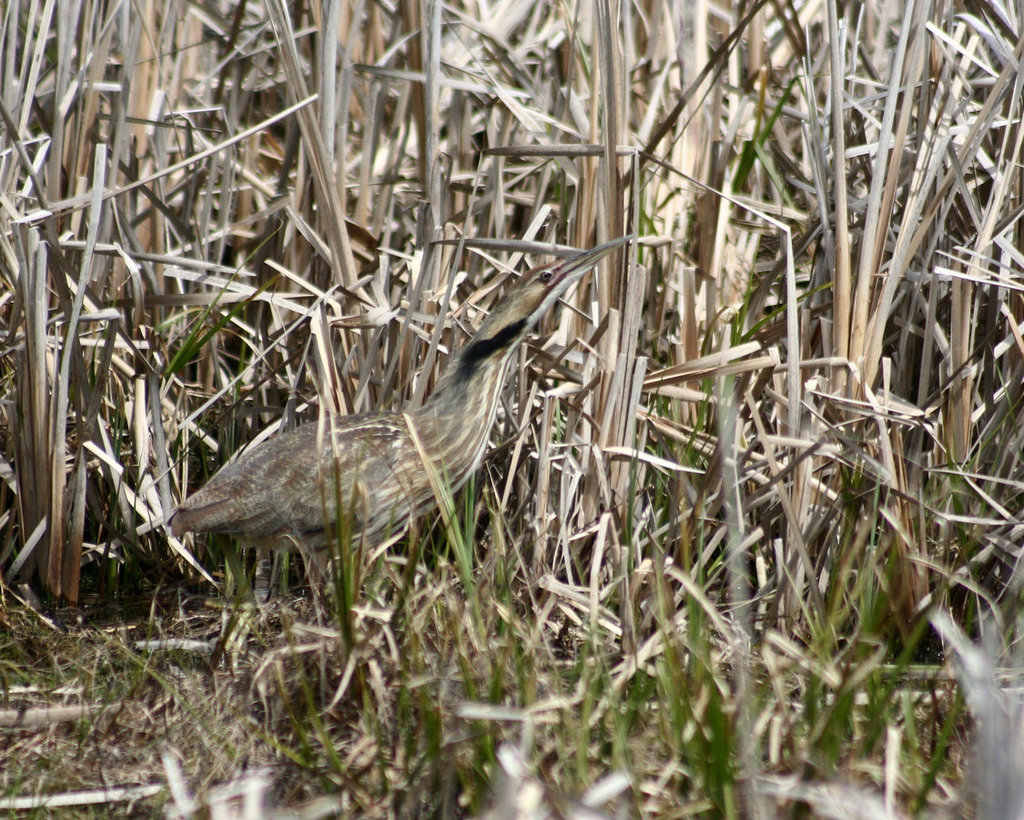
[169,237,630,551]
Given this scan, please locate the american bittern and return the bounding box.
[169,236,629,551]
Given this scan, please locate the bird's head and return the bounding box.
[468,235,632,354]
[422,234,631,420]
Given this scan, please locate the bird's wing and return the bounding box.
[171,413,417,542]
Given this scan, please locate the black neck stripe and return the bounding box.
[458,318,528,381]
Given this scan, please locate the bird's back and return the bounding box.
[170,412,428,549]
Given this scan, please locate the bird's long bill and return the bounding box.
[547,235,633,290]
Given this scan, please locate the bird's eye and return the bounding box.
[539,270,553,283]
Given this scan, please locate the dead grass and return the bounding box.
[2,0,1024,816]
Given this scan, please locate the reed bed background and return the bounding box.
[2,0,1023,815]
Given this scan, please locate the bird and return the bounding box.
[169,236,630,554]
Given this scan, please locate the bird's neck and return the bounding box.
[411,333,523,486]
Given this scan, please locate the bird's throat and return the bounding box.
[414,323,525,486]
[456,317,527,384]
